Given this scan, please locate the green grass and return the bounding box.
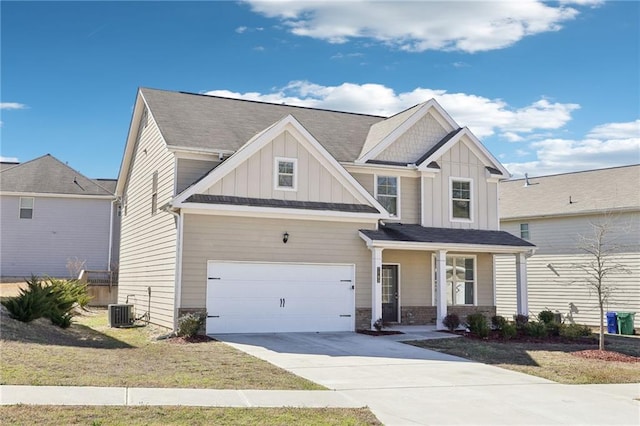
[407,334,640,384]
[0,406,381,426]
[0,309,323,389]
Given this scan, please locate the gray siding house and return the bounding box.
[116,88,534,332]
[0,154,120,279]
[496,165,640,325]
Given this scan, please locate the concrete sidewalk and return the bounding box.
[0,385,362,408]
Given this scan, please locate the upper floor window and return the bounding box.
[151,171,158,215]
[19,197,34,219]
[520,223,530,240]
[376,176,398,217]
[275,157,297,191]
[450,178,472,221]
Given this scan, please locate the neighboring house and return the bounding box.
[496,165,640,325]
[0,154,120,279]
[116,88,534,332]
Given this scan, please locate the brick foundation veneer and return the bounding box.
[401,306,437,325]
[448,305,496,322]
[356,308,372,330]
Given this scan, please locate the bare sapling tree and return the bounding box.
[572,216,630,351]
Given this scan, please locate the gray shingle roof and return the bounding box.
[360,222,534,248]
[141,88,386,162]
[0,154,114,196]
[499,165,640,219]
[186,194,380,214]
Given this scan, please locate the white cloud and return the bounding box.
[1,156,19,162]
[505,120,640,176]
[235,26,247,34]
[205,81,578,139]
[243,1,583,52]
[0,102,27,110]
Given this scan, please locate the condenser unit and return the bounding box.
[108,304,134,327]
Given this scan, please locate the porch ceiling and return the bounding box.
[360,222,535,253]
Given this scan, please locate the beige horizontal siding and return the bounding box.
[496,253,640,325]
[118,110,177,329]
[180,215,374,310]
[383,250,432,307]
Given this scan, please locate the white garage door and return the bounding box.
[206,261,355,334]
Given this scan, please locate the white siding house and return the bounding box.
[496,165,640,325]
[0,155,119,279]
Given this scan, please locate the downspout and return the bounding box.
[165,207,183,332]
[107,198,115,270]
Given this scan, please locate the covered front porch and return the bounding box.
[360,222,535,330]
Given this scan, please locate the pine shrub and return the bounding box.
[466,312,489,338]
[443,313,461,331]
[177,311,206,337]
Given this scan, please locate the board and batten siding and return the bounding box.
[496,212,640,325]
[203,130,359,204]
[422,137,499,230]
[351,173,421,224]
[118,111,177,329]
[175,158,220,194]
[179,214,374,311]
[0,195,113,278]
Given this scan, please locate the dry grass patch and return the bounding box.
[0,406,381,426]
[408,335,639,384]
[0,308,322,390]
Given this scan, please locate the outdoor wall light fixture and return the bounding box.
[283,232,289,244]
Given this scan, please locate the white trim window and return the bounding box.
[376,175,399,217]
[19,197,34,219]
[520,223,530,240]
[151,171,158,215]
[434,255,476,306]
[450,177,472,221]
[275,157,297,191]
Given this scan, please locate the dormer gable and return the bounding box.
[356,99,458,165]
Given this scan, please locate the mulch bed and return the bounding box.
[357,329,404,336]
[572,350,639,363]
[166,335,214,344]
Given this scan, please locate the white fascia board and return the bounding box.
[342,163,421,178]
[499,206,640,222]
[179,204,382,223]
[357,100,459,164]
[115,90,147,196]
[170,147,231,160]
[0,191,115,200]
[361,237,535,254]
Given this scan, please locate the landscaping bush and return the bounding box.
[514,314,529,330]
[491,315,507,330]
[500,322,517,340]
[177,311,206,337]
[373,318,384,331]
[0,275,90,327]
[443,313,461,331]
[559,323,592,339]
[545,322,561,337]
[466,313,489,338]
[523,321,548,338]
[537,310,555,324]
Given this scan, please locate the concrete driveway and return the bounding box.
[214,332,640,426]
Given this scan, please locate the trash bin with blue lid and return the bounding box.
[616,312,636,335]
[606,311,618,334]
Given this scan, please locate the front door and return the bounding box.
[382,265,398,322]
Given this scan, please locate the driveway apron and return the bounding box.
[214,332,640,426]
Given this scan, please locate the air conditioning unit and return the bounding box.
[108,304,134,327]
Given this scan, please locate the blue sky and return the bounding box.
[2,1,639,179]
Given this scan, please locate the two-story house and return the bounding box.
[116,88,534,333]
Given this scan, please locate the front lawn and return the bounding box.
[0,308,322,390]
[0,406,381,426]
[408,334,640,384]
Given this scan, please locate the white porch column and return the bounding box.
[435,249,447,330]
[515,252,528,316]
[371,247,384,329]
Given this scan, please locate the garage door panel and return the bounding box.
[206,261,354,334]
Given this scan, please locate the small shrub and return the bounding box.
[443,313,461,331]
[177,311,206,337]
[491,315,507,330]
[545,322,561,337]
[523,320,548,338]
[537,310,555,324]
[559,323,592,339]
[466,312,489,338]
[373,318,384,331]
[500,322,517,340]
[514,314,529,330]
